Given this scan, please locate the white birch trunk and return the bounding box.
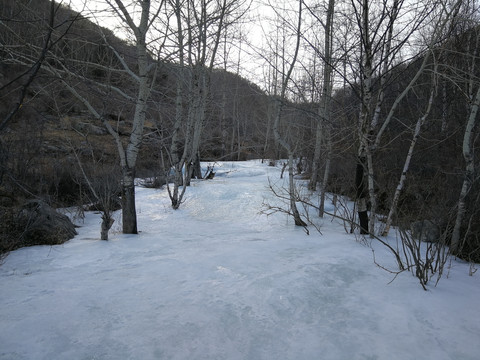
[356,0,373,235]
[168,0,230,206]
[382,76,436,236]
[113,0,152,234]
[319,126,332,217]
[370,0,399,131]
[451,85,480,253]
[272,0,306,227]
[309,0,335,192]
[374,0,463,148]
[168,0,187,209]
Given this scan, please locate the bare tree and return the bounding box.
[270,0,307,227]
[167,0,247,209]
[307,0,335,203]
[109,0,158,233]
[49,0,164,233]
[348,0,452,236]
[380,1,464,236]
[451,70,480,253]
[381,68,437,236]
[440,1,480,254]
[72,149,120,241]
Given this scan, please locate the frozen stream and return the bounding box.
[1,160,479,359]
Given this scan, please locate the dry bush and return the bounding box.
[396,225,450,290]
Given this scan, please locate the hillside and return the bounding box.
[0,0,271,200]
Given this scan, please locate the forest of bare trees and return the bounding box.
[1,0,479,264]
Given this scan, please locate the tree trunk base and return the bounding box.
[358,210,369,234]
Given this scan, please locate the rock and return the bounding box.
[73,121,107,135]
[15,200,77,247]
[411,220,441,243]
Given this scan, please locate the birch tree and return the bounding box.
[0,0,160,236]
[167,0,188,209]
[380,1,463,236]
[45,0,163,234]
[110,0,157,233]
[450,11,480,253]
[270,0,307,227]
[307,0,335,200]
[381,69,437,236]
[349,0,447,235]
[302,0,336,218]
[167,0,247,209]
[451,85,480,253]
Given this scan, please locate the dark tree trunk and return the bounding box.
[192,153,202,179]
[122,167,138,234]
[355,156,369,234]
[101,216,115,240]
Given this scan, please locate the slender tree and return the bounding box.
[348,0,447,235]
[271,0,307,227]
[308,0,335,200]
[380,1,463,236]
[45,0,163,233]
[381,68,437,236]
[167,0,247,209]
[451,49,480,252]
[111,0,157,233]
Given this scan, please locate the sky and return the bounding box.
[1,160,479,359]
[63,0,446,94]
[65,0,283,86]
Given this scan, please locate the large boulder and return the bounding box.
[15,200,77,247]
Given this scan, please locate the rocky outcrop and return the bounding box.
[15,200,77,247]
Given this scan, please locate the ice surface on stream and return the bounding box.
[1,160,479,360]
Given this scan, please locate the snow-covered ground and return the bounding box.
[1,160,479,360]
